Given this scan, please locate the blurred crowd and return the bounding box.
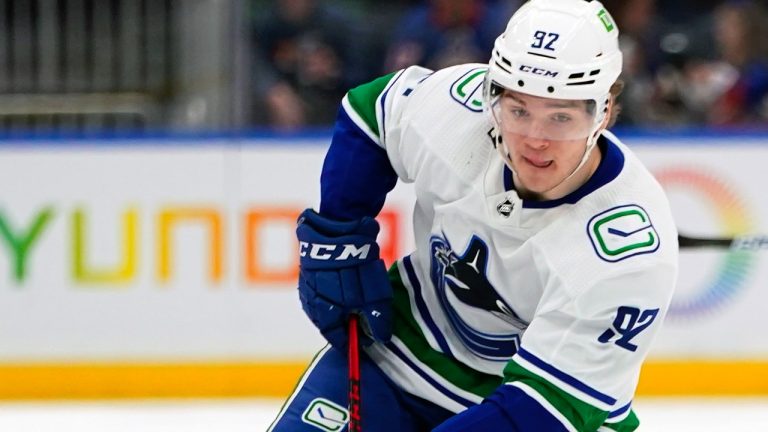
[249,0,768,130]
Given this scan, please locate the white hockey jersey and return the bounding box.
[326,64,679,431]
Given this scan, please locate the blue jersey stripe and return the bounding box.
[386,341,475,409]
[516,348,617,406]
[402,255,454,357]
[608,401,632,419]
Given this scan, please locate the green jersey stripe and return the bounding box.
[389,263,501,398]
[512,349,615,409]
[345,71,398,138]
[386,336,483,406]
[387,261,641,431]
[600,410,640,431]
[504,358,611,431]
[398,255,453,357]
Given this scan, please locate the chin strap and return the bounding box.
[565,128,602,179]
[490,127,509,162]
[490,126,603,197]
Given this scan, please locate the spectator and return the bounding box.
[384,0,519,72]
[613,0,768,127]
[656,0,724,24]
[251,0,369,129]
[603,0,661,125]
[706,0,768,125]
[604,0,729,126]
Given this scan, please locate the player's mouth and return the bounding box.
[523,156,553,169]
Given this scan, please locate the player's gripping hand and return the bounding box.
[296,208,393,349]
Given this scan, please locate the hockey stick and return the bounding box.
[348,315,362,432]
[678,233,768,250]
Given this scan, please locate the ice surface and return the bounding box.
[0,397,767,431]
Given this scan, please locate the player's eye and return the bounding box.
[551,113,572,123]
[509,108,528,118]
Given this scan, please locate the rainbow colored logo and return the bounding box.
[655,167,755,319]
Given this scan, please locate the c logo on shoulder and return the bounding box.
[301,398,349,431]
[588,204,660,262]
[450,67,486,112]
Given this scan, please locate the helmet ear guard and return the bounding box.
[488,81,505,99]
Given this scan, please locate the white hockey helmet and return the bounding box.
[484,0,622,143]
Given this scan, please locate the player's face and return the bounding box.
[495,90,597,197]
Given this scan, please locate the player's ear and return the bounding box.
[603,80,625,129]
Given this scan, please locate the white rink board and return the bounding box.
[0,135,766,362]
[0,138,415,362]
[629,139,768,358]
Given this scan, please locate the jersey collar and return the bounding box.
[503,134,625,209]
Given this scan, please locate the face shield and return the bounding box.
[487,83,599,142]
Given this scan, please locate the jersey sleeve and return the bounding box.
[319,66,433,220]
[500,262,677,431]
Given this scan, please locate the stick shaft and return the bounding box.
[348,315,362,432]
[679,233,768,250]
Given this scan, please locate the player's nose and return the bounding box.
[518,120,550,148]
[522,134,550,150]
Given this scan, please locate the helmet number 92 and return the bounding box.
[531,31,559,51]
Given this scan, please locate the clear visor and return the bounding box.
[489,86,598,142]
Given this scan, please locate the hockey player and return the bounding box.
[269,0,678,430]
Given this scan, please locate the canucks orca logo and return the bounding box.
[430,234,526,361]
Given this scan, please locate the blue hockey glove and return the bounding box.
[296,208,393,349]
[432,383,574,431]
